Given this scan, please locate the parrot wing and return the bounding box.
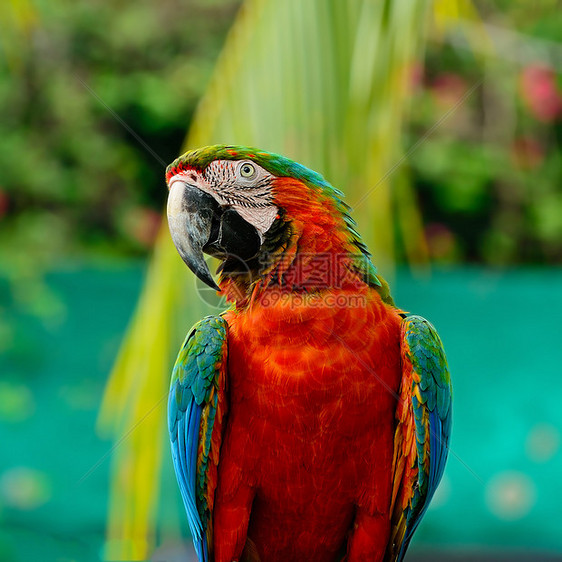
[168,315,228,562]
[385,315,452,562]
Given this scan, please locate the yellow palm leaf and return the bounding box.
[98,0,479,558]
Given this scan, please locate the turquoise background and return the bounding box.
[1,264,561,561]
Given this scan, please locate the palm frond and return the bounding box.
[97,0,483,558]
[0,0,38,70]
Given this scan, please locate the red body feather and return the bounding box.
[212,178,404,561]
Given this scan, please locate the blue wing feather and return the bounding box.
[389,315,452,562]
[168,315,228,562]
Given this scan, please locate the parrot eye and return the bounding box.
[239,162,256,178]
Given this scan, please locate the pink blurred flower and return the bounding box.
[519,64,562,122]
[123,206,162,248]
[430,73,467,108]
[425,223,458,261]
[408,61,424,92]
[511,136,545,170]
[0,190,8,218]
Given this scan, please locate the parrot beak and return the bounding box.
[167,180,263,291]
[167,180,221,291]
[204,208,262,265]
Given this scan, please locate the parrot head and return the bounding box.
[166,145,391,303]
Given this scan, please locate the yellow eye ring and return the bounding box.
[240,162,256,178]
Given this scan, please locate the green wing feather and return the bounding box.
[168,315,228,562]
[386,315,452,562]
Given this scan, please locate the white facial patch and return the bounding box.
[168,159,279,241]
[234,205,278,238]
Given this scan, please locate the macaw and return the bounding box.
[165,145,452,562]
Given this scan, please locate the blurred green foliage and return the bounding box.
[0,0,239,266]
[409,1,562,264]
[1,0,561,277]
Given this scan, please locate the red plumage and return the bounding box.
[212,177,404,561]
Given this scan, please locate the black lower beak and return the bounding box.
[167,182,262,290]
[204,208,262,264]
[167,181,221,290]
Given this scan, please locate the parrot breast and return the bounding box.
[220,289,402,561]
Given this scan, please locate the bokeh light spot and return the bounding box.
[526,423,560,463]
[485,471,536,521]
[0,381,34,423]
[0,467,51,510]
